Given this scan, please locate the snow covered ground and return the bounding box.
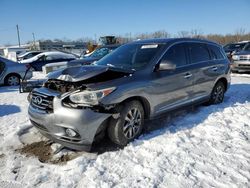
[0,74,250,188]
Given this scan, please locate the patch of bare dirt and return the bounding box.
[16,141,81,164]
[0,153,5,158]
[17,141,52,163]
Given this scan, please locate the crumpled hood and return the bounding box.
[47,65,133,82]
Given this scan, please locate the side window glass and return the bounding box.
[37,55,45,61]
[210,45,224,59]
[189,43,210,63]
[209,45,224,60]
[0,61,5,74]
[161,43,187,67]
[45,56,53,61]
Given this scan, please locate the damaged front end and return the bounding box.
[28,65,132,151]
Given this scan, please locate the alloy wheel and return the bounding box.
[123,108,142,139]
[212,85,224,103]
[7,76,19,86]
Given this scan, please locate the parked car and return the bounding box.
[69,45,120,67]
[17,51,42,61]
[0,56,32,86]
[231,42,250,72]
[28,38,230,151]
[223,41,249,60]
[20,51,76,71]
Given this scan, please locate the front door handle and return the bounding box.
[212,66,218,71]
[184,73,192,79]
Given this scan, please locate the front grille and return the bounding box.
[31,92,54,113]
[239,55,250,61]
[238,64,250,68]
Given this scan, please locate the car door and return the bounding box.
[187,42,221,99]
[31,55,46,71]
[151,43,194,115]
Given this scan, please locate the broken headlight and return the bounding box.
[69,87,116,106]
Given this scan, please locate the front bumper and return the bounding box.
[28,90,112,151]
[231,61,250,72]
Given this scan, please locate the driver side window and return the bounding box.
[37,55,45,61]
[161,43,187,67]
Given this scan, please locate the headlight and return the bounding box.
[69,87,116,106]
[232,55,239,61]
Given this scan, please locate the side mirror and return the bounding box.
[158,60,176,71]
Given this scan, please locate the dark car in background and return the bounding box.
[68,45,120,67]
[28,38,230,151]
[231,42,250,72]
[223,41,249,60]
[20,51,76,71]
[17,51,42,61]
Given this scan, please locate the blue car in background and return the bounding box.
[68,45,120,67]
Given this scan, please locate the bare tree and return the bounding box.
[178,31,190,38]
[234,28,246,42]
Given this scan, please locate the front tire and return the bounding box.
[4,74,20,86]
[108,100,144,146]
[207,81,225,105]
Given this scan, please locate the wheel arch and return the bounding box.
[215,77,228,91]
[4,72,21,85]
[120,96,151,120]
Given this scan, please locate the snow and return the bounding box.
[0,74,250,187]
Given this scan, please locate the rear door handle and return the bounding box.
[212,66,218,71]
[184,73,192,79]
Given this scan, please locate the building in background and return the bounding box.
[0,41,88,61]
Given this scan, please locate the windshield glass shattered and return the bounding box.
[96,43,164,70]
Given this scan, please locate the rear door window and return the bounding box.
[188,43,210,63]
[161,43,187,67]
[208,45,224,60]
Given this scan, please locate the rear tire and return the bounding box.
[207,81,225,105]
[108,100,144,146]
[4,74,20,86]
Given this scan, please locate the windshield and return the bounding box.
[90,47,112,58]
[96,43,164,70]
[223,43,246,51]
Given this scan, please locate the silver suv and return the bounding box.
[28,38,231,151]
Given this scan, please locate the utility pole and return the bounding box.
[16,24,21,47]
[32,32,36,49]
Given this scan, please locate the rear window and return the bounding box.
[189,43,210,63]
[208,45,224,60]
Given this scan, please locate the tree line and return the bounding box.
[35,28,250,46]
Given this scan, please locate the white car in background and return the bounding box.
[0,56,32,86]
[17,51,42,61]
[20,51,76,71]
